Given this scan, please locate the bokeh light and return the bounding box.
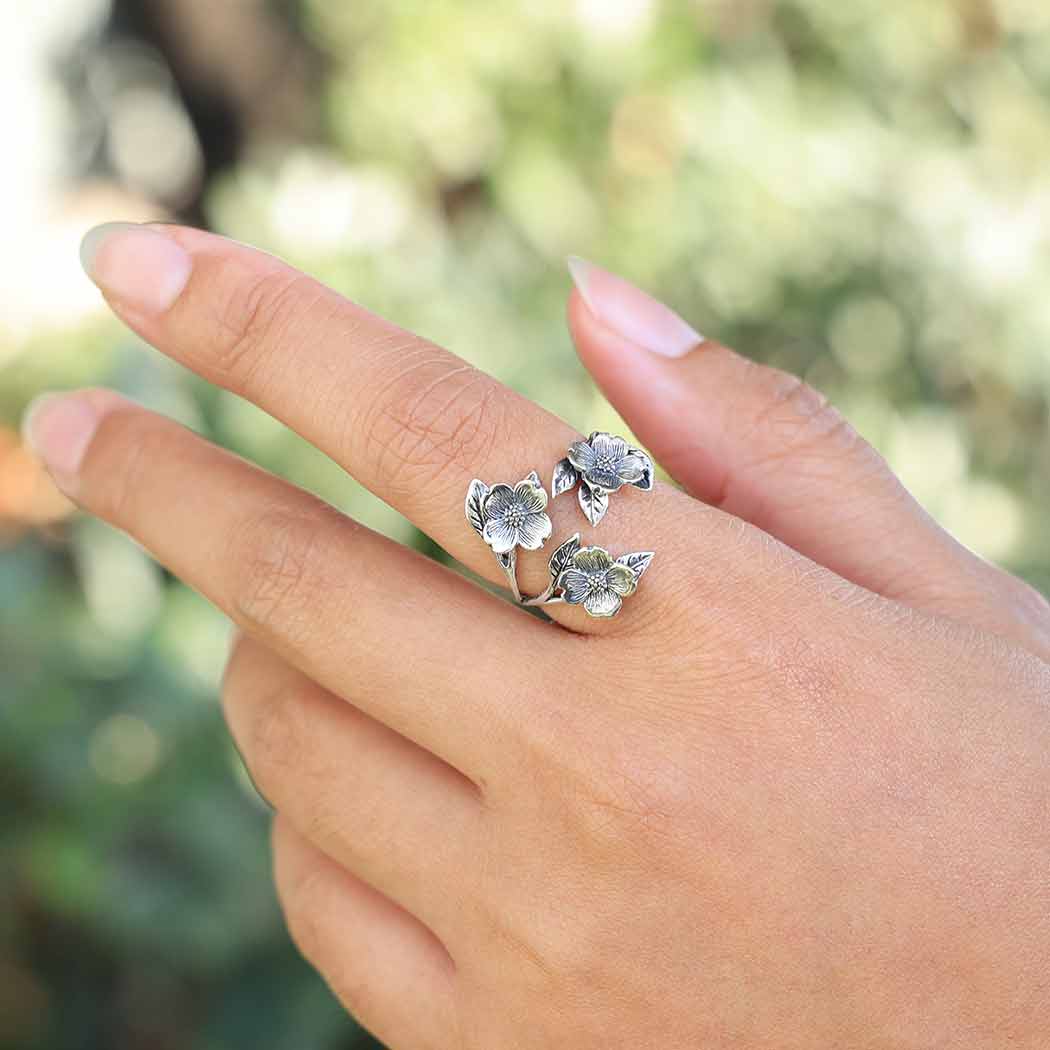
[2,2,1048,1048]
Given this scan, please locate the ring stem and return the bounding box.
[502,549,522,603]
[522,582,559,606]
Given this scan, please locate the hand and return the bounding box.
[26,224,1050,1049]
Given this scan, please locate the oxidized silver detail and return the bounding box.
[551,432,654,527]
[466,472,552,602]
[523,533,654,618]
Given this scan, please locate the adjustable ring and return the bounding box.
[465,472,552,602]
[551,432,654,527]
[465,455,655,619]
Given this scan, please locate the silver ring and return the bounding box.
[551,431,654,527]
[465,441,655,617]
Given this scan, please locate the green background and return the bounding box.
[2,1,1048,1047]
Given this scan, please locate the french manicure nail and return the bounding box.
[21,391,122,494]
[80,221,192,314]
[567,255,704,358]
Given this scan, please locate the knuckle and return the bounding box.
[583,744,699,843]
[208,266,312,381]
[281,865,338,967]
[358,350,504,499]
[92,412,159,523]
[282,873,378,1026]
[229,504,337,642]
[543,710,701,855]
[234,680,311,804]
[746,364,865,466]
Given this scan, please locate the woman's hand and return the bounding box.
[26,224,1050,1049]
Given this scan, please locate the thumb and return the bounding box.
[566,257,1050,660]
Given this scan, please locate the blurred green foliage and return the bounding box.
[2,1,1048,1047]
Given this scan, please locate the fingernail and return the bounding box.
[80,222,192,314]
[567,256,704,358]
[21,391,121,494]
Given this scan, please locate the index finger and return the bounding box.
[81,222,766,631]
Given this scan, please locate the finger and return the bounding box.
[272,815,457,1050]
[224,633,482,938]
[23,388,568,782]
[566,258,1050,659]
[76,222,716,634]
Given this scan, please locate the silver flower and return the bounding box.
[478,476,553,555]
[551,432,654,527]
[568,432,652,494]
[557,545,648,618]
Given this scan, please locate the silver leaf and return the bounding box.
[578,482,608,527]
[548,533,581,578]
[615,551,655,579]
[551,457,578,499]
[465,479,489,537]
[629,450,655,491]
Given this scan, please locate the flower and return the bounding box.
[567,432,651,494]
[481,477,553,554]
[556,546,638,618]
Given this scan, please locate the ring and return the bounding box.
[466,454,655,619]
[523,533,654,618]
[551,432,654,526]
[465,472,552,602]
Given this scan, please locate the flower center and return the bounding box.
[505,502,529,528]
[594,454,615,472]
[586,571,607,594]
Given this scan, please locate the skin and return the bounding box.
[29,225,1050,1048]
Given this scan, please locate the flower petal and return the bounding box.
[482,483,516,518]
[482,516,518,554]
[517,511,552,550]
[573,546,614,573]
[515,480,548,512]
[606,563,638,596]
[582,467,623,492]
[614,453,648,483]
[591,432,628,461]
[584,588,622,618]
[567,440,597,472]
[558,569,592,604]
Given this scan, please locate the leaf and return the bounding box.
[496,551,514,570]
[631,463,654,491]
[551,458,578,498]
[465,479,489,537]
[578,482,608,527]
[630,450,655,492]
[548,533,581,578]
[615,551,655,579]
[523,470,541,488]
